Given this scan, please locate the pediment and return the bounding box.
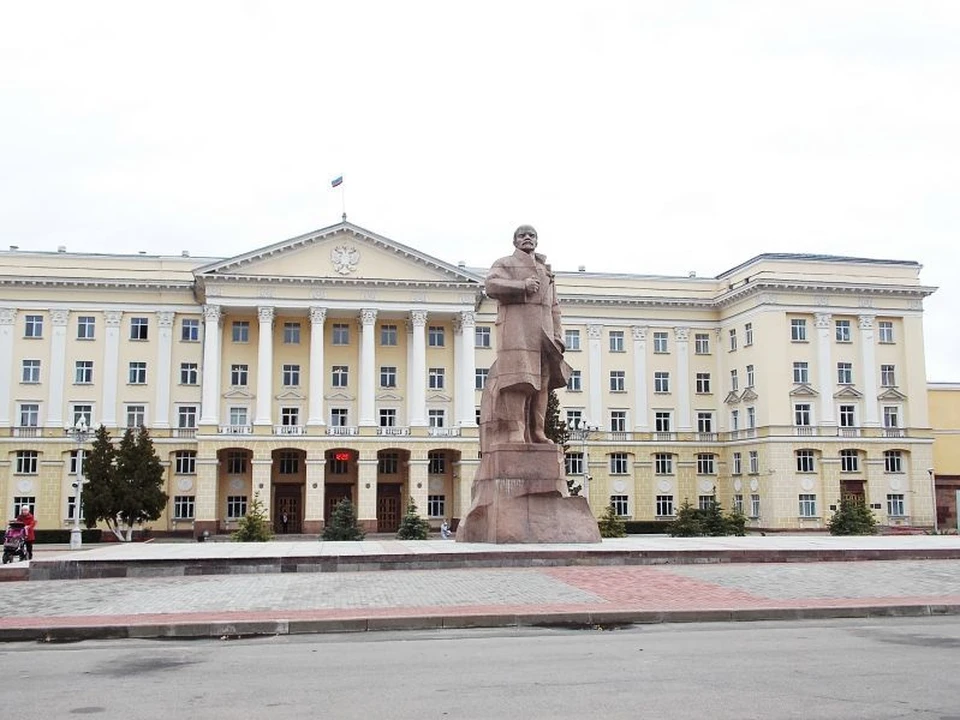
[724,391,741,405]
[276,389,306,400]
[325,391,356,401]
[194,221,482,286]
[833,386,863,399]
[789,384,818,397]
[223,387,253,399]
[740,388,759,402]
[427,393,453,403]
[877,388,907,401]
[376,392,403,402]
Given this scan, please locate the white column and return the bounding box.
[409,310,428,427]
[859,314,879,426]
[815,312,835,426]
[631,326,649,431]
[154,311,175,429]
[357,456,378,527]
[252,457,272,515]
[675,326,692,431]
[101,310,122,427]
[453,314,463,425]
[304,454,326,528]
[457,311,477,427]
[0,309,17,427]
[307,307,327,427]
[254,306,275,426]
[587,324,603,427]
[359,309,377,426]
[199,305,222,426]
[46,309,69,428]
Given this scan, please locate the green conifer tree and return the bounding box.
[322,498,365,541]
[597,502,627,538]
[396,497,431,540]
[231,493,273,542]
[827,497,878,535]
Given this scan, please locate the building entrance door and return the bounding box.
[840,480,865,505]
[274,485,302,534]
[377,484,402,533]
[325,483,353,523]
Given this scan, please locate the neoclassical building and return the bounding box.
[0,221,939,535]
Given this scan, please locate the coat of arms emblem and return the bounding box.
[330,245,360,275]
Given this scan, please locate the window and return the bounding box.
[277,451,299,474]
[67,493,81,521]
[696,373,711,393]
[175,451,196,474]
[884,450,903,473]
[887,494,905,516]
[231,321,249,343]
[655,453,673,475]
[126,405,146,428]
[428,326,445,347]
[695,333,710,354]
[380,324,398,346]
[749,450,759,474]
[174,496,195,520]
[744,322,753,346]
[128,361,147,384]
[475,326,491,348]
[281,364,300,386]
[731,410,740,431]
[565,329,580,351]
[610,495,629,516]
[229,406,249,427]
[881,364,896,387]
[328,452,350,474]
[732,452,742,475]
[283,322,301,344]
[428,368,445,390]
[227,496,248,520]
[654,372,670,393]
[610,371,625,392]
[178,405,198,428]
[840,449,859,472]
[798,494,817,517]
[697,412,713,433]
[878,321,894,343]
[839,405,856,427]
[729,328,737,351]
[380,365,397,387]
[835,319,851,343]
[733,494,744,514]
[18,404,39,427]
[698,495,714,511]
[428,409,445,428]
[794,403,812,426]
[610,411,627,432]
[750,494,761,518]
[565,452,584,475]
[16,450,39,474]
[883,406,900,428]
[332,323,349,345]
[427,495,446,518]
[181,318,199,341]
[231,364,249,387]
[837,362,853,385]
[72,405,92,427]
[476,368,489,390]
[610,330,626,352]
[77,315,96,339]
[332,366,349,388]
[746,406,756,429]
[180,362,198,385]
[791,318,807,341]
[656,495,674,517]
[21,359,40,383]
[566,409,583,429]
[697,454,715,474]
[428,451,446,475]
[796,449,815,473]
[330,408,348,426]
[746,364,755,388]
[610,453,629,474]
[793,362,809,384]
[654,412,671,432]
[75,360,93,384]
[226,451,247,474]
[566,370,581,392]
[652,332,667,353]
[130,317,149,340]
[24,314,43,338]
[280,407,300,428]
[13,497,35,515]
[378,408,397,428]
[730,369,739,392]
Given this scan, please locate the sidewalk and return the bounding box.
[2,536,959,642]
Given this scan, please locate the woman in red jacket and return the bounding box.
[16,506,36,560]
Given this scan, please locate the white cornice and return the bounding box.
[0,278,195,291]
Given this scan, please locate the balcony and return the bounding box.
[794,426,815,437]
[654,432,677,442]
[696,432,718,443]
[274,425,306,436]
[377,426,411,436]
[13,426,40,438]
[327,426,358,436]
[838,427,861,438]
[174,428,197,439]
[218,424,253,435]
[882,427,906,438]
[428,427,461,437]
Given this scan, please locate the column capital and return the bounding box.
[459,310,476,329]
[360,308,378,326]
[858,314,875,330]
[309,307,327,325]
[815,313,832,329]
[202,305,221,323]
[50,309,70,326]
[410,309,428,327]
[105,310,123,327]
[631,325,647,341]
[673,326,690,342]
[157,310,175,328]
[587,324,603,339]
[258,306,275,324]
[0,308,16,325]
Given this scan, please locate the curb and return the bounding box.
[3,603,959,643]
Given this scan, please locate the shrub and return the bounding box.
[597,503,627,538]
[827,498,878,535]
[396,497,431,540]
[231,493,273,542]
[322,498,365,541]
[669,498,746,537]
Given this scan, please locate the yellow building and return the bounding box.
[0,221,938,535]
[929,383,960,532]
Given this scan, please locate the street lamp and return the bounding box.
[569,419,599,505]
[68,419,90,549]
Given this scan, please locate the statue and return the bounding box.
[457,226,601,544]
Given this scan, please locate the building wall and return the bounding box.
[929,383,960,532]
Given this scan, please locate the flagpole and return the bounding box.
[341,182,346,222]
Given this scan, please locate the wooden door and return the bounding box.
[325,483,353,523]
[841,480,865,505]
[274,486,301,534]
[377,484,402,533]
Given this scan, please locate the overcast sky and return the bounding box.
[1,1,957,380]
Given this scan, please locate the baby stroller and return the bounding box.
[2,520,28,563]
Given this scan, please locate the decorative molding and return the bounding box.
[740,388,759,402]
[310,288,328,299]
[0,308,16,325]
[814,313,832,329]
[724,391,741,405]
[360,308,378,325]
[877,388,907,401]
[410,310,428,327]
[257,306,275,324]
[309,307,327,325]
[156,311,175,328]
[789,384,818,397]
[105,310,124,326]
[257,287,275,298]
[330,244,360,275]
[833,386,863,399]
[460,310,476,328]
[50,309,70,326]
[587,324,603,339]
[858,315,875,330]
[673,326,689,342]
[631,326,647,341]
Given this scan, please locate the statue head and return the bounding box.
[513,225,538,254]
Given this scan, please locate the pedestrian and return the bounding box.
[16,505,36,560]
[440,520,451,539]
[281,512,289,534]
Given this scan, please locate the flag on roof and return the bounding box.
[331,175,343,188]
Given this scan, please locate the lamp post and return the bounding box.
[68,419,89,550]
[928,468,938,533]
[569,420,599,506]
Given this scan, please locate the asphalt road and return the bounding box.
[4,617,960,719]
